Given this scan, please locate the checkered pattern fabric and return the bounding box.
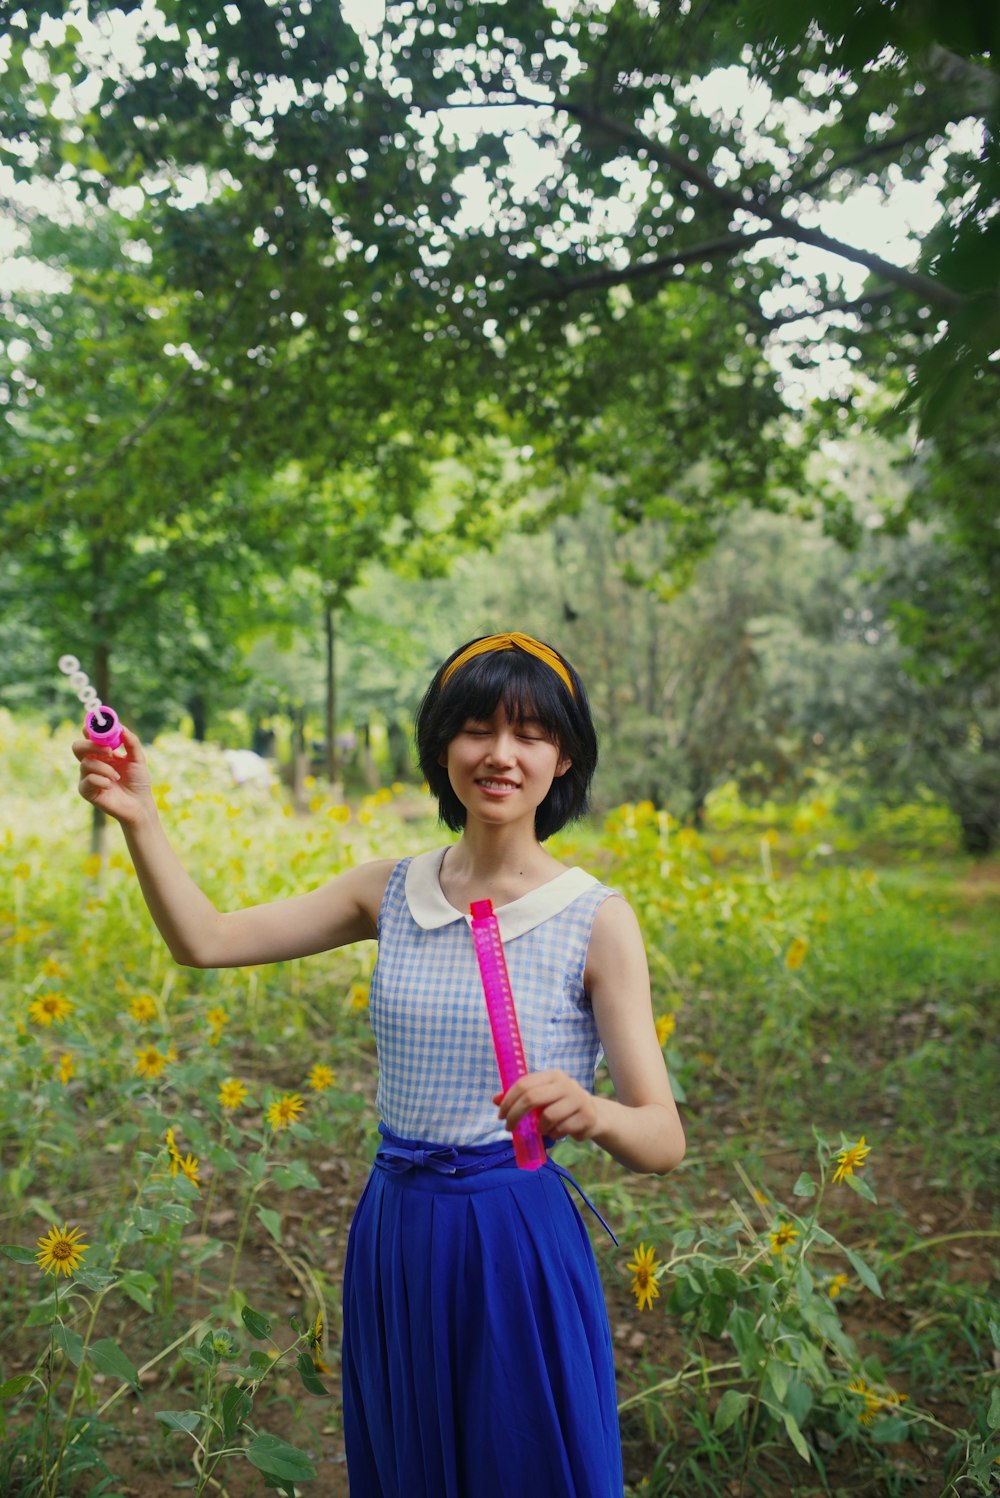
[370,859,616,1146]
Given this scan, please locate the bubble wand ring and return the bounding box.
[469,899,547,1171]
[58,655,124,750]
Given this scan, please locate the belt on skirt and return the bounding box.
[373,1123,619,1246]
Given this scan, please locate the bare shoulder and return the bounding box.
[585,893,648,987]
[334,858,400,932]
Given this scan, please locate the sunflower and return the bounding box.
[218,1078,250,1110]
[784,937,809,971]
[36,1222,89,1278]
[266,1092,305,1131]
[627,1242,662,1312]
[655,1013,676,1046]
[828,1273,849,1299]
[768,1222,800,1255]
[28,992,74,1027]
[306,1063,335,1093]
[176,1153,201,1191]
[135,1045,170,1079]
[206,1006,228,1045]
[57,1053,75,1086]
[127,993,158,1024]
[833,1136,872,1185]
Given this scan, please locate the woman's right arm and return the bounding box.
[74,727,395,968]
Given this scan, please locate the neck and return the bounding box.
[451,820,549,875]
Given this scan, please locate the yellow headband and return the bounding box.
[440,632,575,696]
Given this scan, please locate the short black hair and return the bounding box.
[415,638,598,841]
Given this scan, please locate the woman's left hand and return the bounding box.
[495,1070,601,1143]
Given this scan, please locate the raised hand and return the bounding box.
[73,726,154,827]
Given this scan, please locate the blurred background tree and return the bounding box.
[1,0,996,849]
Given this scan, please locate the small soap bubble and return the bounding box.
[69,671,90,692]
[58,655,81,675]
[78,687,99,706]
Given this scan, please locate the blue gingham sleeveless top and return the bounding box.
[370,848,618,1146]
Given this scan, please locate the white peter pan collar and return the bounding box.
[404,846,598,940]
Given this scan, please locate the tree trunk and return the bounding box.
[188,692,208,742]
[324,601,340,785]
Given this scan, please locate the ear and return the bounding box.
[553,755,572,779]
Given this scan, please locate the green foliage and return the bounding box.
[1,715,997,1492]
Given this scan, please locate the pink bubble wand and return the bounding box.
[57,655,124,750]
[469,899,547,1171]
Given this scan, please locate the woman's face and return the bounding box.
[442,704,570,829]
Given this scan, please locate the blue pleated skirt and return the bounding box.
[341,1128,624,1497]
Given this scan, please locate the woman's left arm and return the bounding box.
[496,896,686,1175]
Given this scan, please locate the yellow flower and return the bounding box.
[266,1092,305,1131]
[768,1222,800,1255]
[828,1273,849,1299]
[166,1127,182,1163]
[784,937,809,971]
[36,1222,89,1278]
[348,982,368,1011]
[833,1136,872,1185]
[655,1013,676,1046]
[82,853,102,879]
[128,993,158,1024]
[306,1063,335,1092]
[627,1242,662,1312]
[328,804,351,824]
[848,1377,883,1426]
[135,1045,170,1080]
[41,957,67,978]
[176,1152,201,1190]
[206,1006,228,1030]
[57,1053,75,1086]
[12,861,31,880]
[28,991,74,1027]
[218,1078,250,1110]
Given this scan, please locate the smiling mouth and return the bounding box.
[477,779,519,792]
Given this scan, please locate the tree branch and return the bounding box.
[505,91,965,314]
[533,231,771,300]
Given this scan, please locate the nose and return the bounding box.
[485,729,517,765]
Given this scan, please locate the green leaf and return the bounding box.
[295,1350,329,1396]
[843,1246,883,1300]
[987,1386,1000,1431]
[0,1374,35,1400]
[765,1358,789,1403]
[845,1172,878,1204]
[54,1323,85,1367]
[869,1415,911,1443]
[222,1384,252,1441]
[73,1270,118,1293]
[792,1172,816,1198]
[244,1431,317,1481]
[156,1203,195,1225]
[247,1152,268,1187]
[272,1162,322,1192]
[989,1319,1000,1352]
[714,1388,749,1433]
[156,1410,201,1434]
[1,1245,37,1264]
[781,1408,811,1463]
[256,1207,282,1245]
[241,1305,272,1340]
[88,1338,140,1389]
[726,1306,766,1380]
[25,1301,57,1328]
[118,1270,158,1314]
